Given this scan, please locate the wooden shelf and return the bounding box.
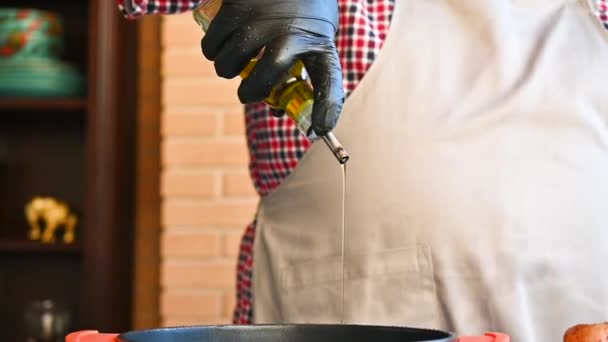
[0,239,82,255]
[0,98,86,111]
[0,1,136,338]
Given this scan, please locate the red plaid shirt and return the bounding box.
[117,0,607,324]
[599,0,608,28]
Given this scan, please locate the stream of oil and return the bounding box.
[340,163,346,324]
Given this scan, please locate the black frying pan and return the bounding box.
[117,324,456,342]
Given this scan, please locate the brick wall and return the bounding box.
[159,13,258,326]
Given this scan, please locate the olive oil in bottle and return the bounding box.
[193,0,349,164]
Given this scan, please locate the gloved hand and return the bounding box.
[201,0,345,137]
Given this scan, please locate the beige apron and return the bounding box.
[252,0,608,340]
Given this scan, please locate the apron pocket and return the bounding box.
[279,254,345,323]
[279,245,440,327]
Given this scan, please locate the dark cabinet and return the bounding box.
[0,0,136,340]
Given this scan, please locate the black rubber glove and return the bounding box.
[201,0,344,137]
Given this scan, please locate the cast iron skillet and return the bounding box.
[118,324,456,342]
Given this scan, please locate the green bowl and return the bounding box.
[0,8,64,60]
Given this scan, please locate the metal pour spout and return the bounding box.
[322,132,349,164]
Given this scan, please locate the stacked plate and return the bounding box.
[0,57,85,97]
[0,8,85,97]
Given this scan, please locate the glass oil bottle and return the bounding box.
[193,0,349,164]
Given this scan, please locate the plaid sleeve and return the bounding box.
[116,0,202,19]
[597,0,608,29]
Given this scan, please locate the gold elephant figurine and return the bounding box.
[25,197,78,244]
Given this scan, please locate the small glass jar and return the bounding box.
[23,299,71,342]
